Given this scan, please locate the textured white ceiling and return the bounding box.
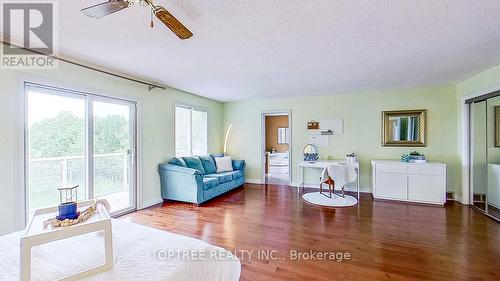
[19,1,500,101]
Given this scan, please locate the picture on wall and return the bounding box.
[496,106,500,147]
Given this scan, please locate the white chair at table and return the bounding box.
[320,163,357,198]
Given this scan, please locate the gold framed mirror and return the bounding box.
[382,109,427,147]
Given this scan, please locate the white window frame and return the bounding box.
[174,103,208,157]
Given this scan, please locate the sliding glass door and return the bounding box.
[26,88,87,212]
[92,99,136,213]
[26,83,137,216]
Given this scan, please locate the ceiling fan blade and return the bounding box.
[154,6,193,40]
[81,0,131,19]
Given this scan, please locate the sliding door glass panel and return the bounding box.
[470,101,487,211]
[175,106,191,157]
[487,97,500,219]
[93,100,135,213]
[26,84,137,218]
[191,109,207,156]
[27,88,86,212]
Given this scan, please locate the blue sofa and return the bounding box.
[158,154,246,205]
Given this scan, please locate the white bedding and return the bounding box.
[0,219,241,281]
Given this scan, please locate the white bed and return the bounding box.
[0,219,241,281]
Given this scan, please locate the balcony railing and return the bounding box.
[28,152,129,211]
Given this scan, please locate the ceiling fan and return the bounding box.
[81,0,193,40]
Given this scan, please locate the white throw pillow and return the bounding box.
[215,156,233,173]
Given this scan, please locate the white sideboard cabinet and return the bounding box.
[371,160,446,205]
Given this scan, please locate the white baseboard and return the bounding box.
[245,179,262,184]
[139,198,163,210]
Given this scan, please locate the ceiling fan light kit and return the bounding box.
[81,0,193,40]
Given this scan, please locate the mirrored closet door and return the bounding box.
[469,94,500,221]
[470,101,487,211]
[486,96,500,220]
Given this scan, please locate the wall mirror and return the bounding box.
[303,143,317,154]
[303,143,319,162]
[382,109,427,147]
[277,127,289,144]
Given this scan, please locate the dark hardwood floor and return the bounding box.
[122,184,500,281]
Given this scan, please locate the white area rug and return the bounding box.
[302,192,358,207]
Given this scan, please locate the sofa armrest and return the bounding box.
[159,163,202,176]
[158,162,203,203]
[232,159,246,171]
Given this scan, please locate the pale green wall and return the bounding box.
[223,85,459,193]
[457,64,500,98]
[1,50,499,236]
[0,58,223,235]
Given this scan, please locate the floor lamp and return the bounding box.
[223,124,233,155]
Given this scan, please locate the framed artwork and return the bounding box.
[496,106,500,147]
[307,121,319,130]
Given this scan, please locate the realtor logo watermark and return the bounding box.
[152,249,352,263]
[1,1,58,69]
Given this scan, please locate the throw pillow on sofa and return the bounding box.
[169,157,187,167]
[215,156,233,173]
[210,153,224,162]
[182,156,206,174]
[199,155,217,174]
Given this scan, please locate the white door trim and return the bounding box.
[261,110,292,185]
